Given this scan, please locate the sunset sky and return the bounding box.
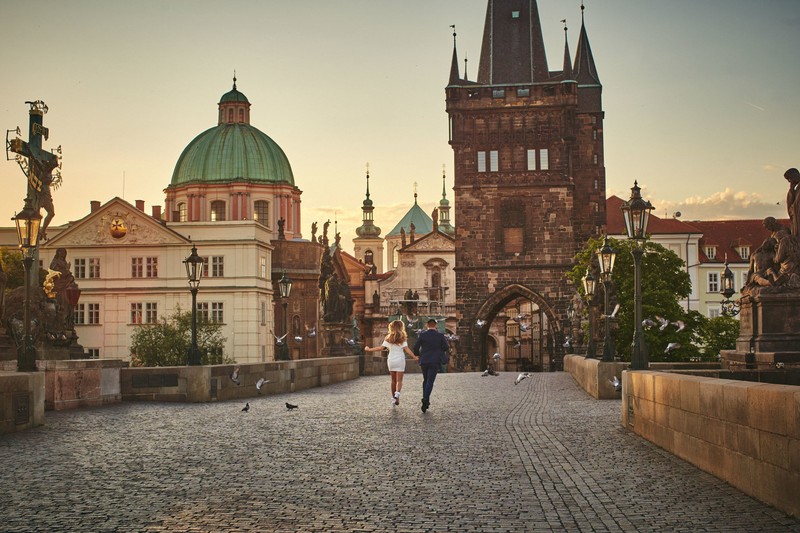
[2,0,798,254]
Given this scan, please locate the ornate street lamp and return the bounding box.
[278,270,293,361]
[597,235,617,362]
[620,181,654,370]
[183,244,204,366]
[582,268,596,359]
[720,257,740,316]
[12,197,41,372]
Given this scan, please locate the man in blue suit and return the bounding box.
[413,319,449,413]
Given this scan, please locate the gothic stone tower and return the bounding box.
[447,0,605,370]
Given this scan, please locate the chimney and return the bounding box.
[136,200,145,211]
[90,200,101,212]
[152,205,162,220]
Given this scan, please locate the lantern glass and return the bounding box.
[278,271,293,299]
[582,269,596,298]
[597,236,617,279]
[12,200,42,250]
[183,245,203,289]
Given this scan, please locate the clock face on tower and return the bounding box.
[110,216,127,238]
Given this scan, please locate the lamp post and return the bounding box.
[597,235,617,362]
[620,181,654,370]
[720,257,741,316]
[582,268,596,359]
[566,304,575,353]
[278,270,293,361]
[183,244,204,366]
[12,197,42,372]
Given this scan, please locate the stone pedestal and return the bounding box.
[320,322,357,356]
[722,291,800,369]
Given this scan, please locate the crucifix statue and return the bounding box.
[7,100,61,242]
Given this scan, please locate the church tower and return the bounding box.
[353,168,384,273]
[446,0,605,370]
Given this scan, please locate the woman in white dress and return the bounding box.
[365,319,418,405]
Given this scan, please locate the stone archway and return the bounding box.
[468,284,563,372]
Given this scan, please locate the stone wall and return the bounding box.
[121,356,360,402]
[622,370,800,518]
[38,359,126,411]
[564,354,626,400]
[0,371,45,434]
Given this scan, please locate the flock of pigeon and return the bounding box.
[642,315,685,353]
[230,366,299,413]
[271,325,317,346]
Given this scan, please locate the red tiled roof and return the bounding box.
[690,219,787,264]
[606,196,701,235]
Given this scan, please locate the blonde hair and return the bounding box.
[385,320,408,345]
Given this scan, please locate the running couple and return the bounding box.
[365,318,449,412]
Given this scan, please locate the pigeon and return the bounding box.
[481,369,490,377]
[230,366,241,385]
[475,319,487,328]
[515,372,530,385]
[520,323,531,333]
[294,336,303,343]
[492,352,502,361]
[241,402,250,412]
[255,378,269,392]
[671,320,685,333]
[602,304,620,319]
[271,331,288,345]
[344,338,357,346]
[514,313,530,322]
[285,402,299,410]
[642,318,657,329]
[306,325,317,337]
[512,339,521,348]
[444,333,460,342]
[665,342,681,354]
[609,376,622,392]
[656,316,670,331]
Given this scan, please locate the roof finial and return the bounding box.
[413,181,418,204]
[581,1,585,23]
[233,70,237,90]
[464,52,469,80]
[442,164,447,199]
[450,24,456,46]
[365,162,371,199]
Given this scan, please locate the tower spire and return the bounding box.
[561,19,574,80]
[573,1,600,86]
[438,164,455,237]
[448,25,462,85]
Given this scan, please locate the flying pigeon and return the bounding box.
[665,342,681,354]
[602,304,620,319]
[656,316,670,331]
[481,369,490,377]
[344,338,357,346]
[306,325,317,337]
[515,372,530,385]
[444,333,460,342]
[514,313,530,322]
[475,319,487,328]
[241,402,250,412]
[285,402,299,410]
[562,338,572,349]
[512,339,521,348]
[520,323,531,333]
[492,352,502,361]
[294,336,303,343]
[609,376,621,392]
[271,331,288,345]
[255,378,269,392]
[230,366,241,385]
[671,320,686,333]
[642,318,657,329]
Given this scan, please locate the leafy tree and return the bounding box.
[696,315,739,360]
[129,307,231,367]
[0,248,26,291]
[567,236,700,361]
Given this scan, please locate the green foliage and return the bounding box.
[129,307,231,367]
[0,248,26,291]
[697,315,740,360]
[568,236,702,361]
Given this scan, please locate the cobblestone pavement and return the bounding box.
[1,372,798,532]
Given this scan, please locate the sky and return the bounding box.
[2,0,799,256]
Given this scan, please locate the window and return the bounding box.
[392,246,399,268]
[260,256,267,279]
[593,130,597,140]
[145,303,158,324]
[211,302,224,323]
[489,150,499,172]
[238,109,244,122]
[211,256,224,277]
[146,257,158,278]
[739,246,750,260]
[707,272,719,293]
[477,151,487,173]
[540,149,549,170]
[210,200,226,221]
[197,302,209,322]
[527,150,536,171]
[705,246,716,260]
[89,258,100,278]
[593,154,598,165]
[74,304,85,325]
[594,179,598,190]
[253,200,269,224]
[492,88,505,98]
[261,302,267,325]
[74,259,86,279]
[502,199,525,255]
[708,306,721,319]
[227,109,233,122]
[87,303,100,325]
[130,303,143,324]
[517,88,530,97]
[86,348,100,359]
[364,250,374,265]
[511,10,520,18]
[131,257,143,278]
[178,202,187,222]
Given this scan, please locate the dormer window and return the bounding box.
[705,246,716,260]
[739,246,750,260]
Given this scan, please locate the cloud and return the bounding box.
[645,188,786,221]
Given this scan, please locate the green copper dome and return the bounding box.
[219,87,250,104]
[388,196,433,236]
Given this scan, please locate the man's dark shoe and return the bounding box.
[421,398,429,413]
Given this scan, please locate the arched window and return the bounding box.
[253,200,269,224]
[227,109,233,122]
[210,201,226,221]
[364,250,374,265]
[239,109,244,123]
[177,202,187,222]
[392,246,399,269]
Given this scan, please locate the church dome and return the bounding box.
[388,194,433,236]
[169,79,295,187]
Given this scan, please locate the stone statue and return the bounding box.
[49,248,79,330]
[373,290,380,309]
[335,231,341,249]
[785,168,800,238]
[400,227,406,248]
[432,208,439,233]
[744,217,800,290]
[746,237,776,288]
[323,220,330,248]
[311,221,318,243]
[277,217,285,240]
[410,222,416,243]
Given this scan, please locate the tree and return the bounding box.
[696,315,739,360]
[567,236,700,361]
[0,248,26,291]
[129,307,231,367]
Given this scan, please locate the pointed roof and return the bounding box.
[388,195,433,237]
[355,170,381,239]
[573,6,601,86]
[477,0,550,85]
[448,29,462,86]
[561,24,574,81]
